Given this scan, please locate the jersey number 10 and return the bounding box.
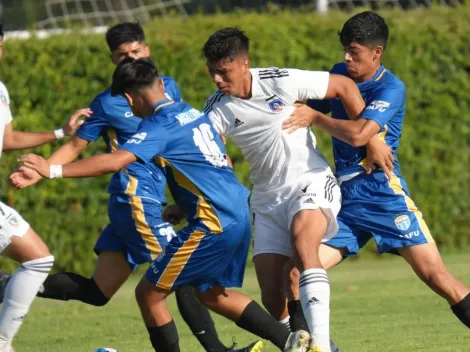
[193,123,228,167]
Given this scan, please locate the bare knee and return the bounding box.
[283,260,300,301]
[198,285,225,309]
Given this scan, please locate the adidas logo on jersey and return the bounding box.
[234,118,244,127]
[303,198,315,204]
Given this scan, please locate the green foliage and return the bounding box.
[0,7,469,273]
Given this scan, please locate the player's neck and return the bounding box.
[237,72,253,100]
[355,63,382,83]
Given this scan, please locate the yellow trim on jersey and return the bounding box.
[129,196,161,259]
[359,125,389,170]
[106,129,118,152]
[375,68,387,81]
[156,157,223,234]
[157,229,206,289]
[153,101,175,114]
[388,174,434,243]
[125,174,138,195]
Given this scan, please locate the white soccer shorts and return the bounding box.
[252,169,341,258]
[0,201,30,253]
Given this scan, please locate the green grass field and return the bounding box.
[13,253,470,352]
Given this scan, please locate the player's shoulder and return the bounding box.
[160,75,178,87]
[375,69,406,97]
[203,90,229,114]
[252,67,290,81]
[93,87,126,110]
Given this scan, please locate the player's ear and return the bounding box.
[144,45,150,57]
[244,59,250,74]
[374,46,384,61]
[158,78,165,92]
[124,92,134,107]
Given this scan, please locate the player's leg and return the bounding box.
[282,243,345,332]
[288,172,341,351]
[142,216,310,352]
[398,243,470,328]
[252,208,292,326]
[0,204,54,351]
[35,224,131,306]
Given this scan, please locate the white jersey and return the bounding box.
[205,67,332,211]
[0,81,13,159]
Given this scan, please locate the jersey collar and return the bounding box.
[371,65,387,82]
[152,98,175,114]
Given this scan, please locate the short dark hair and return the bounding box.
[0,24,4,39]
[203,27,249,64]
[111,58,158,96]
[339,11,389,50]
[106,22,145,52]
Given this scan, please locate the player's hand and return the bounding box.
[9,166,43,189]
[365,136,394,179]
[17,154,51,179]
[63,108,93,136]
[163,204,186,225]
[282,103,318,134]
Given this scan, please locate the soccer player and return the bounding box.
[0,24,85,352]
[201,28,371,352]
[18,57,313,352]
[283,11,470,332]
[9,23,256,352]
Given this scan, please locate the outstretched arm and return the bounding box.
[18,150,137,179]
[2,108,91,151]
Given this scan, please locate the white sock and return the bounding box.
[279,316,291,331]
[299,268,330,351]
[0,256,54,345]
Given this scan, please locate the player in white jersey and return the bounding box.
[0,25,85,352]
[202,28,365,352]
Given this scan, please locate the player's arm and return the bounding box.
[2,108,91,151]
[18,150,136,179]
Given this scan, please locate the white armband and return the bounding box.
[54,128,65,140]
[49,165,63,179]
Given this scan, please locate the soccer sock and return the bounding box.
[299,268,331,351]
[287,300,309,331]
[147,321,180,352]
[0,256,54,345]
[175,285,226,351]
[279,316,291,330]
[37,272,109,306]
[236,301,291,350]
[451,293,470,329]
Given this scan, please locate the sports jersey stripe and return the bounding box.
[203,91,224,114]
[258,68,287,74]
[129,196,162,259]
[156,157,223,233]
[259,73,290,80]
[259,69,288,76]
[156,229,206,289]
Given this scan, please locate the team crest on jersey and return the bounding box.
[394,215,411,231]
[366,100,390,113]
[269,99,285,112]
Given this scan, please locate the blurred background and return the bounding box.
[0,1,468,274]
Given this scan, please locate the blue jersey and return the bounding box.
[122,98,250,234]
[307,63,406,178]
[76,76,182,201]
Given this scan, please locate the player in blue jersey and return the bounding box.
[282,11,470,332]
[8,23,258,351]
[18,58,313,352]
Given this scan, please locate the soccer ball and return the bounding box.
[94,349,118,352]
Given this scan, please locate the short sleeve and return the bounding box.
[281,69,330,102]
[76,95,110,142]
[121,119,167,163]
[361,85,405,128]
